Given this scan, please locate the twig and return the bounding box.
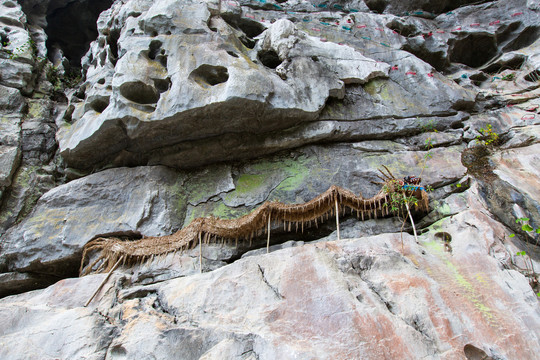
[335,198,341,241]
[402,192,419,243]
[199,232,203,273]
[267,213,271,253]
[84,258,121,307]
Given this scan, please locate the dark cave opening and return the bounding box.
[449,33,498,68]
[20,0,114,69]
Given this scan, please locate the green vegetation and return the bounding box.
[509,217,539,297]
[475,124,499,146]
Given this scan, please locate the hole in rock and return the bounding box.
[0,32,8,46]
[189,65,229,87]
[158,54,168,68]
[153,77,171,93]
[110,345,127,356]
[227,50,239,58]
[401,43,448,71]
[120,81,160,104]
[222,15,266,38]
[74,86,86,100]
[107,28,121,65]
[42,0,114,68]
[258,49,282,69]
[449,33,498,68]
[525,70,540,82]
[434,232,452,242]
[483,54,525,74]
[183,28,206,35]
[147,40,162,60]
[502,25,540,52]
[463,344,491,360]
[89,97,110,113]
[97,78,105,84]
[63,104,74,123]
[386,19,419,37]
[364,0,387,14]
[239,35,257,49]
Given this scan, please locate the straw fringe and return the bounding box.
[80,185,429,275]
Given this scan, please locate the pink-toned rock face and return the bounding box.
[3,208,538,360]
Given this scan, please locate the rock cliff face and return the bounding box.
[0,0,539,359]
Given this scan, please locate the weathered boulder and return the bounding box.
[0,0,36,95]
[57,0,483,171]
[0,166,185,281]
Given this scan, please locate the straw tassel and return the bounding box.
[80,182,429,275]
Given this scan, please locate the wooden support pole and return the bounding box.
[402,193,419,242]
[199,232,203,273]
[267,213,271,253]
[335,198,341,241]
[85,258,121,307]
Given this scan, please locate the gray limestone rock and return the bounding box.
[0,166,185,279]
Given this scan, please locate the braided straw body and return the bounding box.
[80,185,428,275]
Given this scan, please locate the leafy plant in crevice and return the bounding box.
[475,123,499,146]
[509,217,540,297]
[386,121,436,250]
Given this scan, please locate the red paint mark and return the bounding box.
[489,20,500,25]
[356,25,367,29]
[338,42,345,46]
[320,38,327,42]
[375,27,384,32]
[406,71,417,75]
[312,28,321,31]
[393,30,399,34]
[335,22,340,25]
[522,114,535,120]
[453,26,462,31]
[391,66,399,71]
[347,19,352,23]
[512,12,523,16]
[526,105,539,112]
[227,1,237,6]
[507,104,514,107]
[427,73,434,77]
[470,23,480,27]
[436,30,445,33]
[245,14,255,19]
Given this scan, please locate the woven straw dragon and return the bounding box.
[80,167,429,276]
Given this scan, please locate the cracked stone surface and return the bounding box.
[1,0,540,358]
[1,199,538,359]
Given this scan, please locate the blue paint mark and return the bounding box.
[320,22,331,26]
[342,26,352,30]
[361,36,371,40]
